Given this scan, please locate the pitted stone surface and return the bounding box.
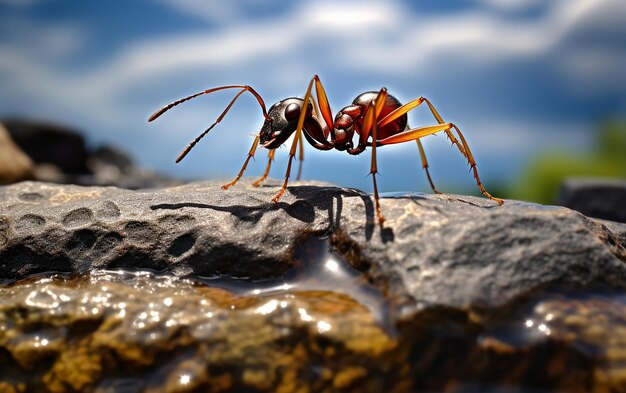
[0,179,625,315]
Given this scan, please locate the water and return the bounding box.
[0,238,400,392]
[1,241,625,391]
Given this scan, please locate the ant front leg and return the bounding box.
[272,130,301,203]
[252,149,276,187]
[360,93,390,226]
[271,75,333,203]
[222,135,260,190]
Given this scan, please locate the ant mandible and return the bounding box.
[148,75,504,225]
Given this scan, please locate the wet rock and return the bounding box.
[556,178,626,223]
[2,270,626,391]
[0,179,625,311]
[2,179,626,392]
[0,123,34,184]
[0,271,402,393]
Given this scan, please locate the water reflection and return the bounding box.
[0,266,395,392]
[524,319,551,336]
[179,374,191,385]
[198,236,389,328]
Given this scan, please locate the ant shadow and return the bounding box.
[150,185,394,243]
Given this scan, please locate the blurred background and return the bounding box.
[0,0,625,204]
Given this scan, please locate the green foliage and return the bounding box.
[511,120,626,204]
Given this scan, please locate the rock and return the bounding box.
[88,146,134,174]
[0,271,403,393]
[2,179,626,392]
[599,219,626,248]
[0,123,34,184]
[1,118,180,189]
[2,118,89,174]
[83,145,181,189]
[0,179,624,312]
[556,178,626,223]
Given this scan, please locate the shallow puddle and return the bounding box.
[0,239,402,393]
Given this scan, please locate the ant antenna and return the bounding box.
[148,85,271,162]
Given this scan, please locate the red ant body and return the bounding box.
[149,75,503,225]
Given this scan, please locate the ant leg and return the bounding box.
[271,75,318,203]
[222,135,259,190]
[377,123,504,205]
[423,98,468,157]
[450,124,504,205]
[310,75,334,138]
[416,139,441,194]
[361,102,385,225]
[379,97,502,202]
[378,97,467,157]
[354,88,389,152]
[297,133,305,181]
[370,107,385,225]
[377,123,457,145]
[272,130,301,203]
[252,149,275,187]
[294,94,334,180]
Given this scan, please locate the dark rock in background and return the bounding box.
[2,118,89,174]
[557,178,626,223]
[81,145,181,189]
[0,124,34,184]
[1,118,179,189]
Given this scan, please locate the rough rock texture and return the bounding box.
[0,124,34,184]
[3,179,626,392]
[1,179,625,316]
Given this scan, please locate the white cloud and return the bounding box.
[0,0,624,184]
[72,0,625,97]
[0,17,85,60]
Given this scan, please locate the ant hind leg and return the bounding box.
[416,139,441,194]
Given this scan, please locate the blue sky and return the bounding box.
[1,0,625,193]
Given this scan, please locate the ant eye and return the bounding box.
[284,103,300,120]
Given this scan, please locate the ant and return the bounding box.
[149,75,504,225]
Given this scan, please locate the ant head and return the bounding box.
[259,98,311,149]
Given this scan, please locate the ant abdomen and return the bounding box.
[351,91,407,139]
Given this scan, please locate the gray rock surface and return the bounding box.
[1,179,625,317]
